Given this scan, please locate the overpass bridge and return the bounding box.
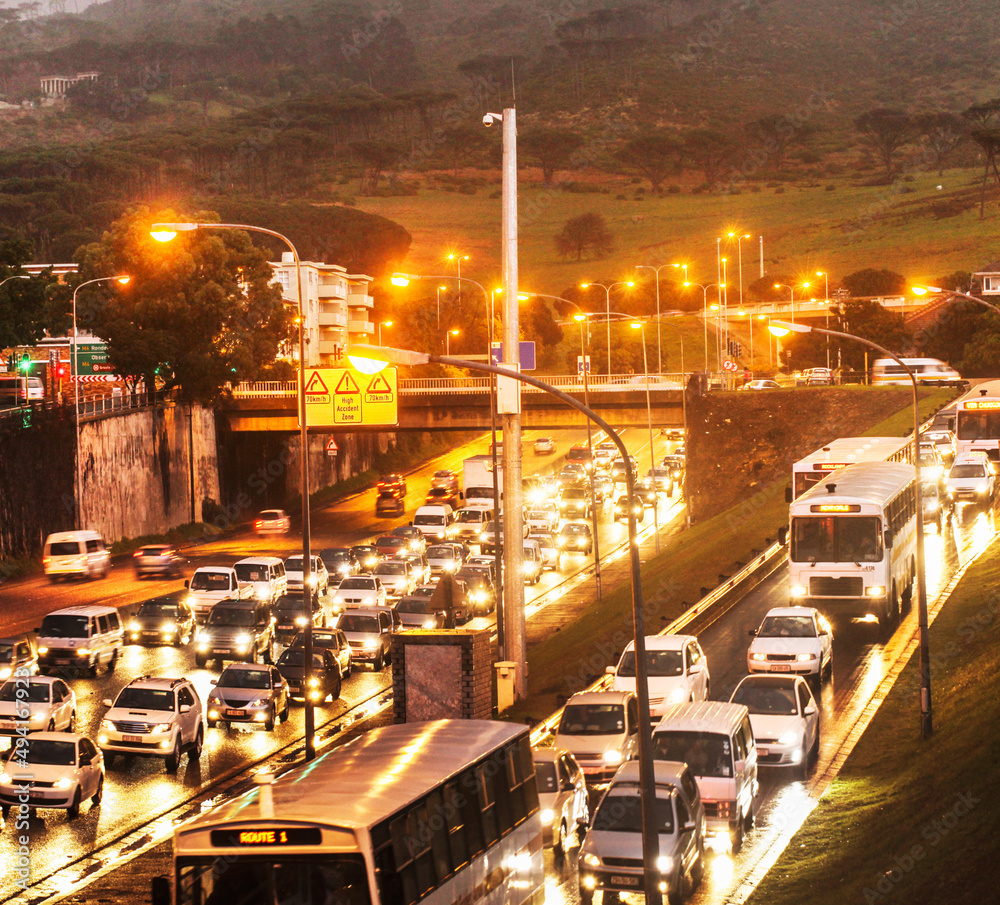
[226,374,689,432]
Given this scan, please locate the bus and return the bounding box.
[155,720,544,905]
[954,380,1000,461]
[871,357,964,387]
[789,436,912,499]
[788,462,917,635]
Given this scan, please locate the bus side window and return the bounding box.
[476,765,499,845]
[443,781,469,869]
[424,791,453,884]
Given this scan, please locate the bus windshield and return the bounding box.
[791,516,882,563]
[176,855,371,905]
[957,410,1000,441]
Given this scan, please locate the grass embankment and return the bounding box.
[507,387,956,722]
[746,545,1000,905]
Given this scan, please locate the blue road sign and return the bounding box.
[490,341,536,371]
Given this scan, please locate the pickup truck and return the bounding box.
[185,566,253,623]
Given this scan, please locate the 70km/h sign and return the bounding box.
[303,367,398,427]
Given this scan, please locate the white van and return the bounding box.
[43,530,110,581]
[0,375,44,403]
[871,357,963,386]
[553,690,640,785]
[522,540,543,585]
[412,505,453,542]
[234,556,287,604]
[36,605,123,676]
[652,700,758,852]
[608,635,711,717]
[451,506,494,542]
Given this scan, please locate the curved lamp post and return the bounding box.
[769,319,931,739]
[150,220,319,761]
[635,264,675,374]
[684,281,723,372]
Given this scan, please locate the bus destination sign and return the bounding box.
[810,504,861,513]
[211,827,323,847]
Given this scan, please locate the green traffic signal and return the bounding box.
[18,354,30,373]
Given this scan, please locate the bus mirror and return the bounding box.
[777,526,788,546]
[151,876,171,905]
[884,529,893,550]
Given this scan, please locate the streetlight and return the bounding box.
[579,280,635,375]
[684,281,723,373]
[446,252,469,307]
[435,285,447,335]
[348,341,665,904]
[0,275,30,395]
[71,275,130,531]
[769,319,931,739]
[445,329,460,356]
[377,320,393,344]
[774,281,810,324]
[630,320,660,552]
[817,272,831,368]
[912,284,1000,314]
[636,264,675,374]
[672,262,689,282]
[728,232,751,309]
[151,219,319,762]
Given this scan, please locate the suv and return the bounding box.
[335,608,393,670]
[98,676,205,772]
[194,600,274,668]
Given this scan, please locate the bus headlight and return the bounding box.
[602,750,622,765]
[866,586,885,597]
[790,585,808,598]
[656,855,673,873]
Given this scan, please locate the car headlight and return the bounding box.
[308,677,321,687]
[364,638,379,649]
[55,777,73,790]
[866,586,885,597]
[150,722,173,734]
[307,576,318,587]
[540,808,554,825]
[668,686,687,704]
[187,595,198,606]
[582,853,601,868]
[602,750,622,765]
[925,501,939,512]
[248,698,266,708]
[37,646,48,654]
[0,772,10,784]
[334,594,345,605]
[656,855,673,873]
[295,616,309,626]
[128,620,141,632]
[208,694,221,705]
[76,648,90,657]
[0,668,10,679]
[750,652,767,662]
[778,730,800,746]
[338,565,351,575]
[29,711,47,722]
[235,634,251,645]
[796,652,817,661]
[161,622,176,632]
[790,585,808,598]
[100,719,114,732]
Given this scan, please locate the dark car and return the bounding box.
[614,495,645,524]
[375,490,405,517]
[424,486,462,510]
[559,486,592,519]
[661,455,685,482]
[454,567,494,616]
[377,473,407,496]
[390,525,427,553]
[646,467,674,495]
[558,463,589,489]
[397,596,446,630]
[319,548,359,585]
[132,544,186,579]
[272,594,325,646]
[275,647,342,702]
[610,456,637,485]
[290,629,352,679]
[126,593,196,646]
[634,478,658,508]
[558,522,594,555]
[350,544,382,574]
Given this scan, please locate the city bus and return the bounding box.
[954,380,1000,461]
[871,357,963,386]
[155,720,544,905]
[788,462,917,635]
[789,436,912,499]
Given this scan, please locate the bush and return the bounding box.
[825,184,836,191]
[774,186,785,194]
[667,185,681,194]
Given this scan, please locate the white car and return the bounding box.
[748,606,833,681]
[0,676,76,736]
[0,732,104,820]
[284,555,329,596]
[608,634,710,717]
[533,747,590,853]
[528,532,560,571]
[553,690,639,785]
[729,674,819,777]
[254,509,290,535]
[373,560,417,598]
[98,675,205,772]
[525,507,559,534]
[333,575,387,610]
[425,544,463,576]
[945,455,997,503]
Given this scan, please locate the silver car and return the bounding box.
[132,544,185,579]
[206,663,289,731]
[533,747,589,853]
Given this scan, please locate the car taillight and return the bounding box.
[133,551,142,558]
[255,521,263,528]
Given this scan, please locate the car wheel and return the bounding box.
[91,775,104,807]
[88,660,100,678]
[265,706,276,732]
[67,711,76,732]
[67,787,82,820]
[207,720,216,730]
[103,752,115,769]
[46,719,55,731]
[578,889,594,905]
[195,653,207,669]
[373,650,384,671]
[191,725,204,760]
[796,742,810,780]
[165,739,180,773]
[330,671,343,702]
[555,820,568,857]
[731,817,744,854]
[107,649,119,673]
[280,697,290,721]
[264,642,273,665]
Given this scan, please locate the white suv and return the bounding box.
[98,676,205,772]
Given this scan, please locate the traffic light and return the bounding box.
[18,353,30,373]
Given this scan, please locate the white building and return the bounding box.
[974,261,1000,296]
[40,72,99,99]
[269,253,375,367]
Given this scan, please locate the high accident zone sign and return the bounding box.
[303,367,399,426]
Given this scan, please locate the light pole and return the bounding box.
[774,282,810,324]
[151,220,319,761]
[579,280,635,374]
[349,341,665,904]
[817,272,831,368]
[672,262,689,282]
[445,329,459,356]
[759,234,764,278]
[684,281,722,373]
[0,275,30,397]
[636,264,674,374]
[435,285,446,337]
[770,320,931,739]
[447,252,469,308]
[757,314,773,366]
[912,284,1000,314]
[728,232,751,309]
[377,320,393,345]
[630,320,660,552]
[71,275,130,531]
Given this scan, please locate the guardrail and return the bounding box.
[0,393,157,422]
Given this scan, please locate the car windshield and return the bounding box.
[0,644,13,664]
[592,793,675,834]
[652,730,733,778]
[456,511,484,524]
[558,703,624,735]
[285,558,306,571]
[208,608,254,627]
[138,546,169,556]
[338,615,378,633]
[413,587,435,598]
[39,615,89,638]
[561,489,587,500]
[950,464,986,478]
[137,602,180,617]
[340,578,375,590]
[758,615,816,638]
[534,761,558,793]
[375,538,401,550]
[615,649,684,678]
[322,552,350,567]
[260,511,283,519]
[397,599,432,615]
[375,563,406,576]
[731,682,799,716]
[413,515,444,526]
[426,546,455,559]
[561,524,590,536]
[48,541,82,556]
[219,668,272,689]
[18,739,76,766]
[235,564,269,582]
[189,572,231,591]
[277,650,325,670]
[352,547,377,558]
[114,687,175,711]
[275,600,310,617]
[0,680,50,703]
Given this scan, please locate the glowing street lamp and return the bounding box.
[377,320,393,345]
[579,280,635,374]
[774,281,810,323]
[445,329,460,356]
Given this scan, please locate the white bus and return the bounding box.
[788,462,917,635]
[954,380,1000,461]
[155,720,544,905]
[871,357,963,386]
[790,437,913,499]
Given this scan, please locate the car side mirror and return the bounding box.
[179,704,192,713]
[210,679,218,685]
[184,579,190,588]
[682,820,697,833]
[734,759,746,772]
[804,704,817,715]
[605,666,615,675]
[151,876,171,905]
[884,529,893,550]
[777,526,788,546]
[102,698,112,708]
[748,628,757,636]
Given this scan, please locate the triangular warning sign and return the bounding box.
[366,373,392,394]
[335,371,361,394]
[304,372,329,395]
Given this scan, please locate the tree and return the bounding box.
[615,129,680,191]
[682,129,740,188]
[745,114,814,173]
[554,212,614,261]
[854,109,914,181]
[915,112,968,176]
[519,128,585,184]
[834,300,911,370]
[0,238,50,348]
[841,268,907,298]
[350,140,404,193]
[77,207,290,403]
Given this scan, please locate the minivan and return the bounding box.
[554,690,640,785]
[652,700,758,852]
[234,556,287,604]
[0,375,44,404]
[43,530,110,581]
[412,505,453,541]
[36,605,123,676]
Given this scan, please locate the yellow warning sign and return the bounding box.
[303,367,398,427]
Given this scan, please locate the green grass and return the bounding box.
[746,544,1000,905]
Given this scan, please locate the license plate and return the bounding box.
[213,649,228,654]
[226,709,246,717]
[771,663,791,672]
[581,765,603,774]
[0,721,15,730]
[56,659,72,665]
[123,734,142,743]
[610,875,640,887]
[278,624,293,630]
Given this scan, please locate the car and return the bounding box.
[0,676,76,735]
[376,473,407,496]
[566,445,594,472]
[390,525,427,553]
[674,445,686,459]
[522,539,544,585]
[614,494,644,523]
[804,367,833,386]
[608,634,710,717]
[0,634,38,680]
[665,428,685,441]
[634,478,659,508]
[451,505,494,542]
[525,507,559,534]
[558,486,592,519]
[729,674,819,778]
[480,519,503,555]
[319,547,359,585]
[206,663,289,730]
[373,560,417,598]
[272,593,326,646]
[375,490,406,517]
[284,554,329,596]
[466,554,499,584]
[592,474,614,504]
[610,456,637,485]
[394,551,431,585]
[922,428,956,462]
[0,732,104,820]
[132,544,185,579]
[454,567,494,616]
[424,485,462,509]
[350,544,382,574]
[558,521,594,555]
[532,747,590,853]
[921,478,952,530]
[396,596,446,630]
[374,535,410,559]
[98,675,205,772]
[254,509,291,535]
[289,628,353,679]
[917,442,946,481]
[335,608,394,670]
[333,575,387,610]
[275,647,344,702]
[662,454,685,482]
[742,379,780,390]
[748,606,833,681]
[553,690,639,784]
[431,469,460,490]
[647,466,674,495]
[533,436,555,455]
[558,462,589,489]
[528,531,561,570]
[126,593,196,646]
[194,599,275,668]
[524,473,559,507]
[426,543,464,576]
